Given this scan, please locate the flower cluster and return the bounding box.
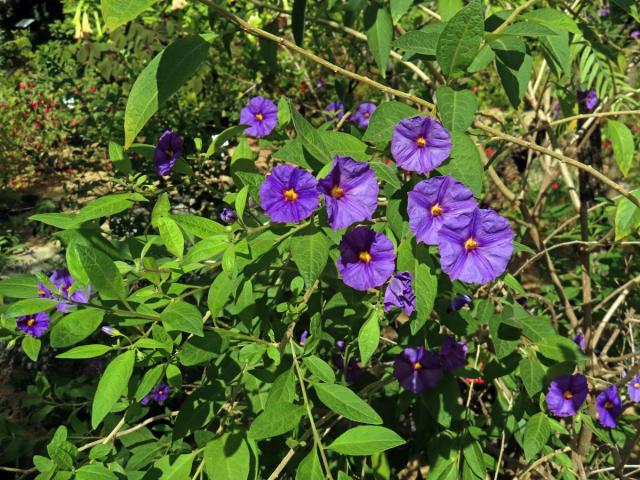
[546,373,639,428]
[393,337,467,394]
[37,269,92,313]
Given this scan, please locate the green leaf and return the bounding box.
[0,275,37,298]
[537,335,586,363]
[364,5,393,76]
[100,0,158,30]
[204,432,251,480]
[290,104,333,165]
[487,306,520,359]
[161,301,203,337]
[303,355,336,384]
[158,217,184,258]
[523,412,550,461]
[155,453,196,480]
[320,131,370,161]
[363,101,419,144]
[327,426,405,456]
[491,37,533,108]
[541,30,570,78]
[314,383,383,425]
[438,0,462,21]
[56,344,112,359]
[206,125,247,157]
[151,192,170,228]
[436,0,484,78]
[50,309,104,348]
[468,44,495,72]
[463,440,486,478]
[393,30,441,56]
[412,261,437,335]
[437,132,484,195]
[615,191,640,240]
[235,186,249,220]
[47,426,77,470]
[370,162,401,193]
[76,193,145,224]
[296,447,324,480]
[75,245,126,301]
[22,336,41,361]
[608,120,635,177]
[135,364,165,402]
[519,350,545,397]
[248,402,305,440]
[292,0,307,46]
[76,464,118,480]
[29,212,78,229]
[207,272,235,318]
[267,368,297,404]
[183,235,229,265]
[521,8,580,35]
[358,310,380,365]
[5,298,59,318]
[179,331,223,366]
[109,140,131,174]
[495,22,558,38]
[290,228,330,290]
[390,0,414,23]
[124,35,211,148]
[67,242,90,286]
[91,350,135,429]
[436,87,477,132]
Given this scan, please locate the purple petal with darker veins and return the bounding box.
[337,227,395,291]
[391,116,452,174]
[240,96,278,137]
[259,165,319,223]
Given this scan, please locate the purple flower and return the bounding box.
[407,176,477,245]
[437,208,514,285]
[152,384,170,403]
[383,272,416,316]
[299,330,309,346]
[631,30,640,39]
[317,156,379,230]
[597,6,609,16]
[335,354,364,383]
[391,116,452,174]
[628,375,640,402]
[336,340,346,352]
[440,337,467,372]
[240,96,278,138]
[545,374,588,417]
[585,89,598,111]
[394,347,443,393]
[220,208,237,223]
[17,312,50,337]
[315,79,325,89]
[140,395,151,406]
[448,294,473,312]
[573,333,586,351]
[350,103,377,128]
[596,385,622,428]
[49,269,74,295]
[259,165,319,223]
[153,130,184,176]
[325,101,345,121]
[37,269,91,313]
[336,227,395,291]
[101,326,115,336]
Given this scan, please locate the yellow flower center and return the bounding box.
[255,113,264,121]
[563,391,573,399]
[464,238,478,252]
[37,289,46,296]
[413,362,422,370]
[26,317,36,327]
[604,401,613,409]
[283,188,298,202]
[634,383,640,389]
[416,137,426,148]
[359,251,372,263]
[431,203,443,217]
[331,185,345,199]
[363,112,370,118]
[166,148,174,158]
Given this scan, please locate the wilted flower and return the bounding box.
[140,395,151,406]
[545,374,588,417]
[394,347,443,393]
[628,375,640,402]
[153,130,184,176]
[336,227,395,291]
[383,271,416,316]
[299,330,309,346]
[596,385,621,428]
[448,294,473,312]
[325,101,345,120]
[259,165,319,223]
[350,103,377,128]
[317,156,379,230]
[220,208,237,223]
[152,384,170,402]
[407,176,477,245]
[440,337,467,372]
[391,116,452,174]
[573,333,586,351]
[240,96,278,137]
[17,312,50,337]
[438,208,514,285]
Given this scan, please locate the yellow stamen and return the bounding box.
[604,401,613,409]
[26,317,36,327]
[255,113,264,121]
[431,203,443,217]
[359,251,372,263]
[37,289,46,296]
[283,188,298,202]
[413,362,422,370]
[363,112,370,118]
[634,383,640,389]
[563,391,573,399]
[331,185,345,199]
[464,238,478,252]
[416,137,426,147]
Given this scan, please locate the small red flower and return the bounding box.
[551,181,559,190]
[19,82,26,90]
[71,119,79,128]
[299,82,308,93]
[486,146,495,158]
[90,86,97,93]
[29,83,35,89]
[464,377,486,385]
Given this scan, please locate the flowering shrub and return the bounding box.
[1,1,640,479]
